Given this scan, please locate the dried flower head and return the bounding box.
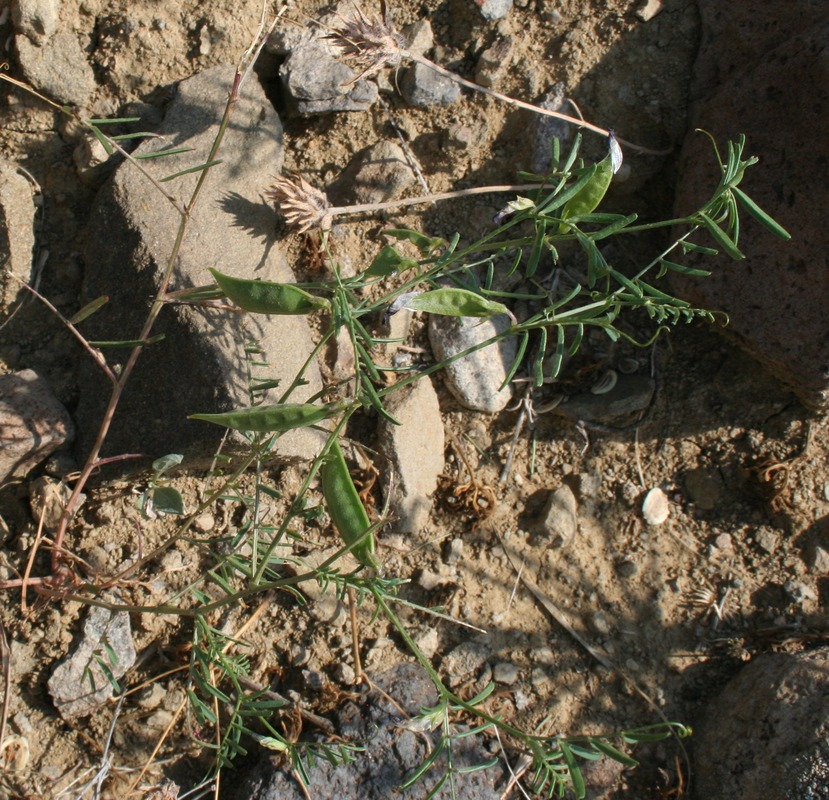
[266,174,331,233]
[324,5,407,83]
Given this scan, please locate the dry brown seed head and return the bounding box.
[265,174,332,233]
[324,8,407,83]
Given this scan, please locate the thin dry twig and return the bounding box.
[324,7,670,155]
[0,622,10,758]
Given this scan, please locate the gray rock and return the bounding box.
[616,559,639,579]
[73,131,123,188]
[636,0,664,22]
[15,32,96,106]
[414,628,440,659]
[492,661,519,684]
[0,161,36,320]
[400,62,461,107]
[280,39,378,114]
[588,611,611,636]
[11,0,60,43]
[533,484,578,546]
[429,314,515,412]
[79,66,325,469]
[329,140,418,206]
[0,370,74,482]
[672,3,829,408]
[376,378,444,534]
[811,545,829,575]
[442,639,492,687]
[754,528,779,555]
[28,475,74,531]
[48,603,137,720]
[403,19,434,56]
[233,663,501,799]
[475,37,514,89]
[553,374,655,425]
[693,648,829,800]
[473,0,514,21]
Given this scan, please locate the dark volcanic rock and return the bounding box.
[673,2,829,408]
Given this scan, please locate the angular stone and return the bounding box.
[400,62,460,107]
[429,314,515,413]
[48,603,137,720]
[15,32,96,106]
[0,370,74,482]
[672,4,829,408]
[11,0,61,43]
[280,39,378,114]
[79,66,324,469]
[475,37,514,89]
[329,141,417,206]
[0,161,36,319]
[376,378,444,534]
[533,484,578,546]
[473,0,513,21]
[693,648,829,800]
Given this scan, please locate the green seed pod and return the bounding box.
[210,268,330,315]
[559,154,614,233]
[190,401,342,432]
[321,439,378,569]
[400,288,510,318]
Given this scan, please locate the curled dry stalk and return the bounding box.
[324,4,670,155]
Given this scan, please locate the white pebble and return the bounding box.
[642,487,669,525]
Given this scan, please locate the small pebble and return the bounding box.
[642,487,669,525]
[303,669,325,691]
[636,0,664,22]
[136,684,166,710]
[193,513,215,533]
[414,628,440,659]
[493,662,519,684]
[755,528,779,555]
[400,61,460,106]
[474,0,513,21]
[616,560,639,579]
[589,611,611,636]
[811,545,829,575]
[335,663,356,685]
[444,538,465,565]
[289,644,310,666]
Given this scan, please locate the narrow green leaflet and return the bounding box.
[159,158,223,181]
[732,186,792,240]
[190,401,344,432]
[559,154,614,233]
[69,296,109,324]
[699,212,744,259]
[210,268,330,315]
[364,245,418,277]
[382,228,446,254]
[591,740,638,767]
[403,288,510,318]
